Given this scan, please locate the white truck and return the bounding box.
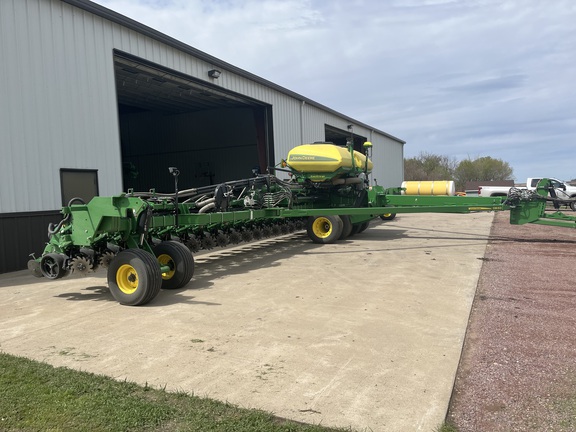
[478,177,576,200]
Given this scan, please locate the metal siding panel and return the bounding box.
[0,0,57,212]
[271,96,302,162]
[58,2,123,195]
[0,0,19,212]
[0,0,123,214]
[370,135,404,188]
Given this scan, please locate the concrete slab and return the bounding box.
[0,212,494,431]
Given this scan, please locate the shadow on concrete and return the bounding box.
[55,285,113,302]
[50,233,323,306]
[55,284,223,307]
[161,232,323,294]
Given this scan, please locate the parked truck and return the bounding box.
[478,178,576,199]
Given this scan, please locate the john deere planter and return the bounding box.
[29,140,576,305]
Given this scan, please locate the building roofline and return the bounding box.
[63,0,405,144]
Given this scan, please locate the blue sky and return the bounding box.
[93,0,576,182]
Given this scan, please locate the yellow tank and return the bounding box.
[287,144,373,175]
[401,180,456,196]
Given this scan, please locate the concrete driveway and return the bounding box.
[0,212,494,431]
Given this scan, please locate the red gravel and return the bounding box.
[447,211,576,431]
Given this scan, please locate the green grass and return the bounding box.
[550,392,576,430]
[435,422,459,432]
[0,352,347,432]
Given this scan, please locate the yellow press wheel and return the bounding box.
[306,215,343,244]
[107,249,162,306]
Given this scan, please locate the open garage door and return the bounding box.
[325,125,367,151]
[114,51,273,192]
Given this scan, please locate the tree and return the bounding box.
[404,152,456,181]
[453,156,513,191]
[403,153,514,192]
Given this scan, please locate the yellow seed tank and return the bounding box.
[287,144,373,180]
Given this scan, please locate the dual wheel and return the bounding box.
[380,213,397,221]
[107,241,194,306]
[306,215,369,244]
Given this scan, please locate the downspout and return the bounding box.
[300,100,305,144]
[369,129,374,184]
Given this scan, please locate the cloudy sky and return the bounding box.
[93,0,576,182]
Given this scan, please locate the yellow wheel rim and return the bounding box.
[157,254,175,280]
[383,213,392,217]
[116,264,139,294]
[312,217,332,239]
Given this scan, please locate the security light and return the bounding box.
[208,69,221,79]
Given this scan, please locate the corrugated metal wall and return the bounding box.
[0,0,122,213]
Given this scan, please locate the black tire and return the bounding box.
[350,223,362,236]
[40,253,68,279]
[571,201,576,211]
[358,221,370,233]
[107,249,162,306]
[339,215,353,240]
[153,241,195,290]
[380,213,397,221]
[306,215,343,244]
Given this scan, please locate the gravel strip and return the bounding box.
[448,211,576,431]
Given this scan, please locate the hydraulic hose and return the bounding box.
[47,214,70,239]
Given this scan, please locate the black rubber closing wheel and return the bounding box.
[306,215,343,244]
[380,213,397,221]
[153,241,194,290]
[339,215,353,240]
[107,249,162,306]
[39,253,67,279]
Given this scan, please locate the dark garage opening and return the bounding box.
[114,52,273,193]
[324,125,367,151]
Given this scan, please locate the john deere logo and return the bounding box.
[289,154,337,162]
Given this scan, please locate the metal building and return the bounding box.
[0,0,405,274]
